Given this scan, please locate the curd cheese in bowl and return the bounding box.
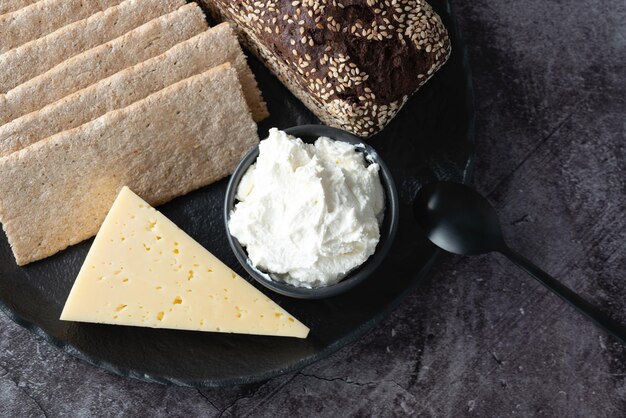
[228,128,385,288]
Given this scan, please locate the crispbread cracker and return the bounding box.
[0,64,258,265]
[0,23,266,157]
[0,0,38,15]
[0,0,185,93]
[0,0,124,53]
[0,3,207,125]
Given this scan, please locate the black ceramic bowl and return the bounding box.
[224,125,400,299]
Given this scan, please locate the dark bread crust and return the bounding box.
[201,0,450,137]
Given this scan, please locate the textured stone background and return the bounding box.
[1,0,625,416]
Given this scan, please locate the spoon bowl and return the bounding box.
[413,181,504,255]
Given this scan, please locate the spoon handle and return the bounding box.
[500,246,626,344]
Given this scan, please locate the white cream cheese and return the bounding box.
[228,128,385,288]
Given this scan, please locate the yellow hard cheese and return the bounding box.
[60,187,309,338]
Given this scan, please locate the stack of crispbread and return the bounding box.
[0,1,268,265]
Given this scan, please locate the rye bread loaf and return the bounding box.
[0,0,125,53]
[0,0,185,93]
[0,0,38,15]
[201,0,451,137]
[0,3,208,125]
[0,63,258,265]
[0,23,267,157]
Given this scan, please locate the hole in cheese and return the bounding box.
[173,297,182,305]
[156,312,164,321]
[115,304,127,312]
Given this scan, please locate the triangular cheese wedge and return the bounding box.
[60,187,309,338]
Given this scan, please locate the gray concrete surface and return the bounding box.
[1,0,625,416]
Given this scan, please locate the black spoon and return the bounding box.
[414,181,626,344]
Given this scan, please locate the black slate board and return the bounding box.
[0,0,474,387]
